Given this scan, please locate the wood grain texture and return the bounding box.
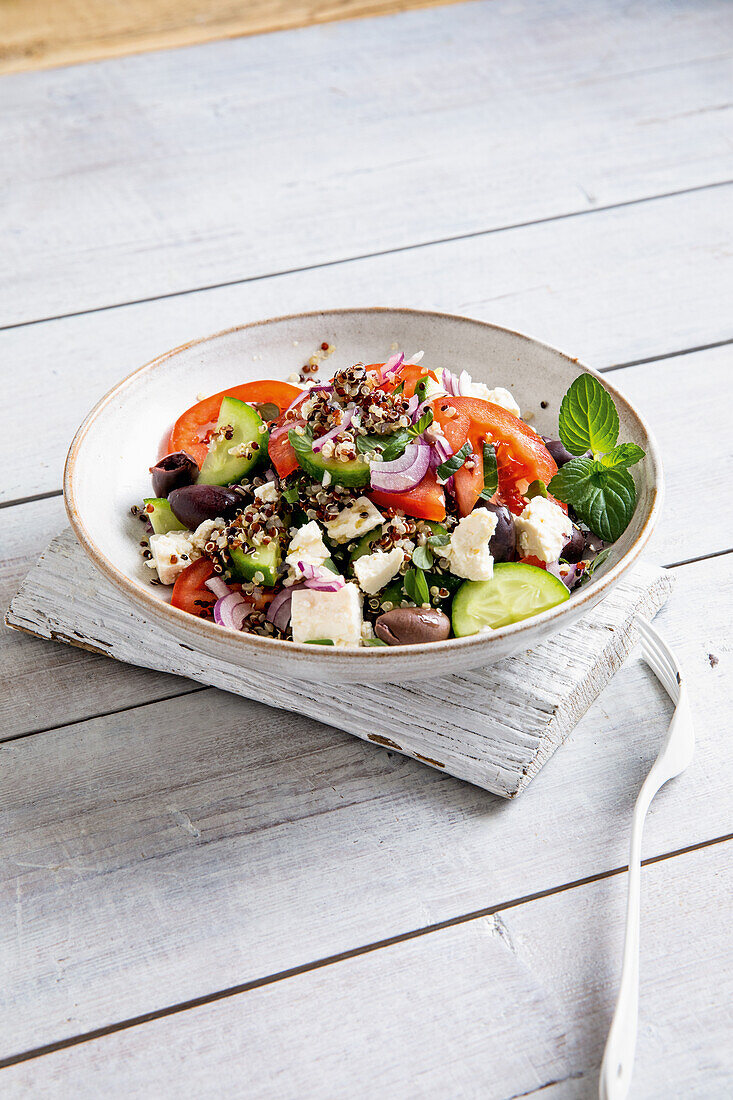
[2,188,732,506]
[0,0,463,75]
[2,837,729,1096]
[2,0,733,324]
[5,535,672,796]
[0,552,729,1056]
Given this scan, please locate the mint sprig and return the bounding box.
[548,375,645,543]
[478,441,498,500]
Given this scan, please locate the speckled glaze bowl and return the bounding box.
[64,308,662,682]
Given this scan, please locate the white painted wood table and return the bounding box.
[1,1,732,1095]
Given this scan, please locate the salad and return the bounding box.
[135,352,644,647]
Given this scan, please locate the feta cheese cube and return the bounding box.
[324,497,384,544]
[291,583,363,647]
[189,518,224,552]
[353,546,404,595]
[253,481,279,504]
[514,497,573,563]
[469,383,521,419]
[146,531,195,586]
[437,510,497,581]
[285,521,330,568]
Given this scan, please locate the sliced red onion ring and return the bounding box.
[547,561,579,590]
[213,591,250,630]
[295,563,346,591]
[312,408,354,453]
[380,353,404,381]
[266,584,303,632]
[442,369,459,396]
[282,389,308,417]
[427,432,454,468]
[406,394,420,417]
[205,577,232,599]
[369,443,431,493]
[408,350,425,365]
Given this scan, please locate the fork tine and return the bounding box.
[637,618,681,702]
[641,638,678,700]
[639,621,681,686]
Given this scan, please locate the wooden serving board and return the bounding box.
[5,529,672,798]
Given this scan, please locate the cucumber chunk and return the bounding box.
[292,438,370,488]
[198,397,268,487]
[230,540,281,586]
[143,498,187,535]
[452,563,569,635]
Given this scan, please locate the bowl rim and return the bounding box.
[64,306,663,663]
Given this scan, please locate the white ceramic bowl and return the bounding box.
[65,308,662,682]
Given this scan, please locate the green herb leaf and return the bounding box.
[558,374,619,457]
[548,457,636,542]
[599,443,646,470]
[288,427,314,454]
[282,486,299,504]
[427,532,451,548]
[578,547,612,587]
[404,567,430,606]
[363,637,388,647]
[437,440,472,481]
[304,638,335,645]
[409,407,434,437]
[478,441,498,500]
[412,544,434,570]
[392,381,405,396]
[357,429,412,463]
[321,558,340,574]
[526,479,548,499]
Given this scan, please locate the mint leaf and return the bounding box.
[549,458,636,542]
[558,375,619,456]
[357,429,412,463]
[479,441,498,500]
[412,544,433,570]
[437,440,472,481]
[409,407,434,437]
[578,547,612,587]
[404,567,430,606]
[526,479,548,499]
[600,443,645,470]
[427,532,451,548]
[282,485,299,504]
[288,427,314,454]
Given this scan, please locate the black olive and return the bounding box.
[562,524,586,563]
[375,608,451,646]
[150,452,198,497]
[168,484,243,529]
[475,501,516,562]
[542,437,576,468]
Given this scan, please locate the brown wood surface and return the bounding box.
[0,0,465,74]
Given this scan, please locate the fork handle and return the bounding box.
[598,775,657,1100]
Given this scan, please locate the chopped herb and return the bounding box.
[478,441,498,500]
[304,638,335,645]
[526,479,548,499]
[437,440,472,481]
[578,547,612,587]
[404,567,430,606]
[427,532,451,548]
[288,426,314,454]
[412,544,434,571]
[282,486,299,504]
[363,638,388,647]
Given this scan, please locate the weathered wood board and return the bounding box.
[6,530,671,797]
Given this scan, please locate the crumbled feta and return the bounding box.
[189,519,224,552]
[253,481,278,504]
[437,510,497,581]
[146,531,195,586]
[324,497,384,544]
[353,546,404,595]
[515,497,573,563]
[285,521,330,568]
[291,583,363,647]
[469,383,521,419]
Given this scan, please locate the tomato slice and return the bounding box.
[445,397,557,484]
[169,381,303,467]
[171,558,218,618]
[369,468,446,522]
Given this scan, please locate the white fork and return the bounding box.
[599,616,695,1100]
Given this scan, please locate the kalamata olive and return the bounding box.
[562,524,585,563]
[150,451,198,497]
[542,437,576,468]
[375,607,451,646]
[168,484,243,529]
[475,501,516,562]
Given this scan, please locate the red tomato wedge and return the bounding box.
[169,381,303,468]
[171,558,218,618]
[369,469,446,522]
[369,362,440,399]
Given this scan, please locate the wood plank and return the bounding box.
[0,552,729,1055]
[1,0,463,75]
[2,186,732,505]
[6,537,673,796]
[0,496,198,738]
[1,841,729,1096]
[3,0,733,323]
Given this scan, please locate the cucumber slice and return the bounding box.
[292,439,370,488]
[230,540,281,586]
[198,397,268,487]
[143,498,187,535]
[350,526,383,564]
[452,563,569,636]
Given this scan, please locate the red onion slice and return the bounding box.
[406,394,420,417]
[369,443,431,493]
[213,591,250,630]
[295,563,346,591]
[205,577,232,599]
[312,408,354,453]
[266,585,303,632]
[380,353,404,381]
